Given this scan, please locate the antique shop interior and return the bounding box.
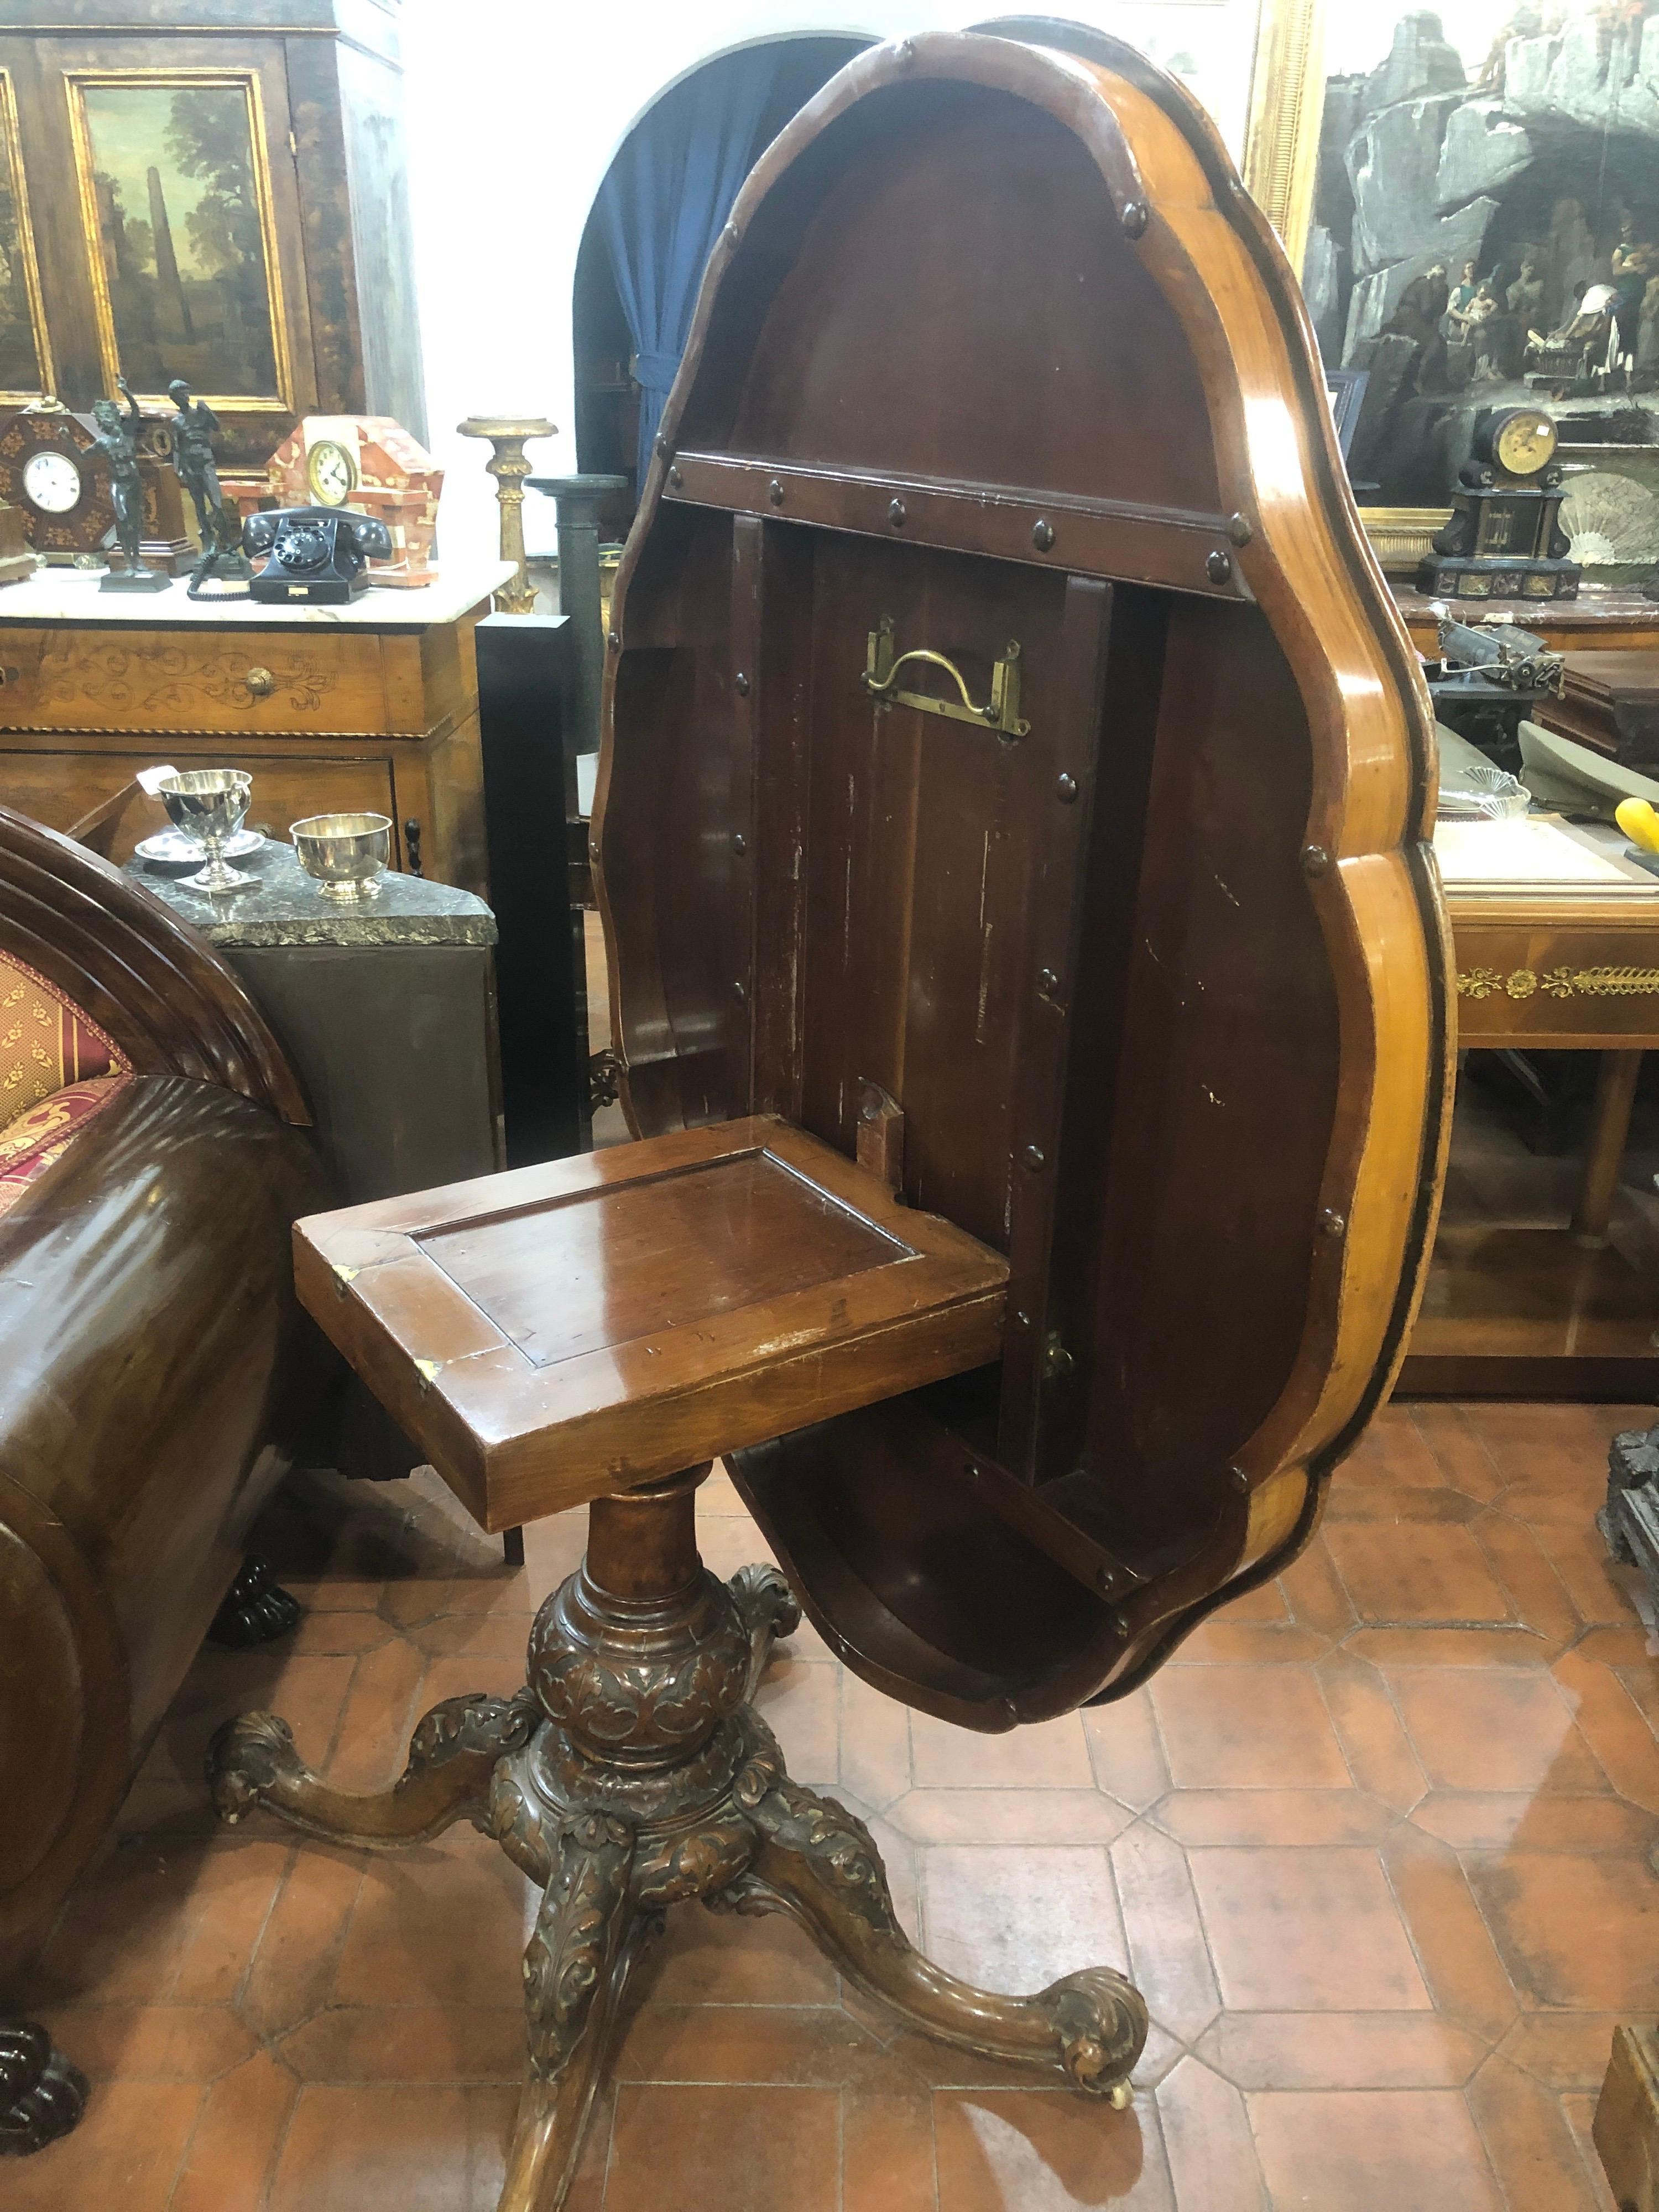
[19,3,1659,2209]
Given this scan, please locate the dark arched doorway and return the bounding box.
[571,35,870,534]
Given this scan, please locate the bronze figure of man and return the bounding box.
[167,378,229,548]
[88,378,148,570]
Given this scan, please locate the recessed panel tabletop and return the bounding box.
[294,1117,1009,1527]
[418,1151,906,1367]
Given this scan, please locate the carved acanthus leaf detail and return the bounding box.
[206,1709,301,1825]
[522,1812,637,2080]
[1035,1967,1149,2094]
[749,1772,904,1939]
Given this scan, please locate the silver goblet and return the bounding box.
[159,770,255,894]
[290,812,392,901]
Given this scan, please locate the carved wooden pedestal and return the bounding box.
[208,1468,1146,2210]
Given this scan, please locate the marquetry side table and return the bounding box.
[1405,886,1659,1392]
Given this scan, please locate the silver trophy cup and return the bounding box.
[290,812,392,901]
[158,769,255,894]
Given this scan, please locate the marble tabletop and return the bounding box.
[0,559,514,630]
[125,836,497,949]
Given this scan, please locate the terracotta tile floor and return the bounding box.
[17,1397,1659,2209]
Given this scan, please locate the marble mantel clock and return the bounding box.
[264,416,442,587]
[1417,405,1581,602]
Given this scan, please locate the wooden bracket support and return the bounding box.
[855,1079,905,1196]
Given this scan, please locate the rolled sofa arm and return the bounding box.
[0,1074,326,1976]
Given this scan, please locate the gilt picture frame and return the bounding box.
[0,69,54,404]
[1242,0,1326,265]
[65,68,294,414]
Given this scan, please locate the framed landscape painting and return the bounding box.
[67,71,288,406]
[1299,2,1659,542]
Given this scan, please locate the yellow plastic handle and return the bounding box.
[1616,797,1659,854]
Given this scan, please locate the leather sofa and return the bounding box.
[0,805,325,2154]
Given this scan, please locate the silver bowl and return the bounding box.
[291,812,392,901]
[158,769,255,893]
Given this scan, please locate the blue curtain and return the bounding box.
[598,47,779,484]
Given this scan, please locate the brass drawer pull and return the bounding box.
[862,616,1029,738]
[0,666,19,687]
[244,666,276,698]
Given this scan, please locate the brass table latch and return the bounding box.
[862,615,1030,739]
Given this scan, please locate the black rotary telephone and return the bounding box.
[242,505,394,603]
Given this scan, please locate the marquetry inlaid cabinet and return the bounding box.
[0,565,511,892]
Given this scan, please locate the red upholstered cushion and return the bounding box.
[0,953,128,1128]
[0,1075,129,1219]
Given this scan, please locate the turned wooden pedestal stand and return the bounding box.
[210,1464,1144,2206]
[205,1122,1146,2208]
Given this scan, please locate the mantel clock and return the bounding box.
[1417,405,1580,601]
[0,398,196,573]
[265,416,441,586]
[0,401,112,562]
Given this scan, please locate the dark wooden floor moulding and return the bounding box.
[209,26,1447,2208]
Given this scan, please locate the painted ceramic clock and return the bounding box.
[266,416,442,586]
[0,401,115,562]
[1418,404,1579,602]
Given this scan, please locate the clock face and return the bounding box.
[1494,408,1557,478]
[23,448,83,514]
[307,437,357,507]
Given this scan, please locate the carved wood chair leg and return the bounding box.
[0,2018,88,2156]
[208,1688,540,1848]
[732,1774,1146,2103]
[498,1813,653,2212]
[206,1555,303,1649]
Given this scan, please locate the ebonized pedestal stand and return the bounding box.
[208,1466,1146,2209]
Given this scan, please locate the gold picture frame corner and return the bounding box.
[1360,507,1454,577]
[0,69,56,399]
[1243,0,1326,268]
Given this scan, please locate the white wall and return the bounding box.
[399,0,1266,565]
